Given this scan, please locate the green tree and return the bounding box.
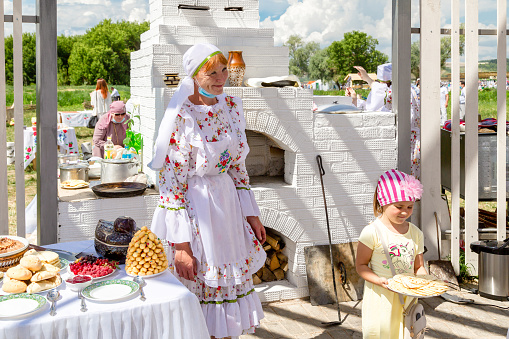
[57,35,81,85]
[410,25,466,78]
[327,31,388,87]
[4,33,37,85]
[308,48,334,82]
[68,19,149,85]
[284,35,320,78]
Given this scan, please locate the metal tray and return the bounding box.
[92,182,147,198]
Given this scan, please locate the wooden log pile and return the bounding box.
[460,207,509,229]
[253,230,288,285]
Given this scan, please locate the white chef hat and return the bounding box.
[148,43,224,170]
[377,63,392,82]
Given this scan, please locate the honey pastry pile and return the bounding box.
[388,274,448,297]
[125,226,168,276]
[61,180,89,189]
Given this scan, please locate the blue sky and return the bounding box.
[4,0,506,61]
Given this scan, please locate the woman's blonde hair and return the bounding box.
[200,53,228,74]
[96,79,109,99]
[373,189,383,217]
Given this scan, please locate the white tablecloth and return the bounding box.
[0,240,210,339]
[59,111,93,128]
[24,127,79,169]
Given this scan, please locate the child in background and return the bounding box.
[356,169,428,338]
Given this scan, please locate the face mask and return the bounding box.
[112,116,125,124]
[195,79,216,99]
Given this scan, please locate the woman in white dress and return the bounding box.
[90,78,112,119]
[149,44,267,339]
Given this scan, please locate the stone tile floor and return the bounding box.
[241,288,509,339]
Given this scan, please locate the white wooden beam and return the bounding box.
[0,0,8,234]
[420,0,441,261]
[464,0,479,274]
[13,0,24,237]
[450,0,461,275]
[496,0,506,241]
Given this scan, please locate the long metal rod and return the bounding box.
[464,0,479,274]
[496,0,507,241]
[316,155,341,325]
[3,15,38,23]
[450,0,461,275]
[0,0,8,234]
[13,0,24,237]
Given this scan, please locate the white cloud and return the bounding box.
[261,0,393,57]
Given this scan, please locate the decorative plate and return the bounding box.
[68,266,118,281]
[125,269,167,279]
[59,258,69,271]
[82,279,139,301]
[0,293,46,318]
[387,278,448,298]
[0,235,29,258]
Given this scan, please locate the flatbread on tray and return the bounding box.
[387,274,448,297]
[61,180,89,189]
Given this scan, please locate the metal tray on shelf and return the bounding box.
[91,182,147,198]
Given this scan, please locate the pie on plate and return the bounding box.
[61,180,89,189]
[387,274,448,297]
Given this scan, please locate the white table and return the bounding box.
[59,111,93,128]
[24,127,79,169]
[0,240,210,339]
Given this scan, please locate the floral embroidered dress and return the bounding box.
[410,88,421,180]
[358,218,424,338]
[151,95,266,338]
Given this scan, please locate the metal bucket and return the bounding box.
[59,163,89,182]
[58,154,79,165]
[100,159,139,184]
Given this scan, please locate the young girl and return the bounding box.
[356,169,428,338]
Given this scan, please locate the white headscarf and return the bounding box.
[148,43,223,170]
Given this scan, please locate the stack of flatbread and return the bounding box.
[388,274,448,297]
[61,180,89,189]
[2,251,62,294]
[24,249,61,268]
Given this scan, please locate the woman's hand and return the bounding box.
[246,216,266,244]
[345,87,358,106]
[174,242,197,281]
[353,65,373,85]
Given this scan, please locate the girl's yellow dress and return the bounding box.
[358,218,424,338]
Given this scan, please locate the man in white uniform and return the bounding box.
[459,81,466,119]
[440,82,449,126]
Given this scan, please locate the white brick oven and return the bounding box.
[130,0,398,301]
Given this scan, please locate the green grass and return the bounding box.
[446,88,508,120]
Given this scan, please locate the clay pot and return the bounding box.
[227,51,246,87]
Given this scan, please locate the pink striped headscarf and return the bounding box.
[376,169,423,206]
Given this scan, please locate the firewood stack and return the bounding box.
[253,230,288,285]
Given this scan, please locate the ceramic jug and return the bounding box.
[227,51,246,87]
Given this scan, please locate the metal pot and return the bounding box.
[59,163,89,182]
[101,159,139,184]
[58,154,79,165]
[470,239,509,301]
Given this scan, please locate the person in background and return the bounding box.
[459,80,466,119]
[90,79,112,119]
[111,86,120,101]
[440,82,450,126]
[92,101,130,158]
[356,169,426,338]
[346,64,392,112]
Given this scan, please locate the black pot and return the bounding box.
[94,218,138,264]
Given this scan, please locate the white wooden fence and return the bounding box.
[393,0,507,275]
[0,1,57,245]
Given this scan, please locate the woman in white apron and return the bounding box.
[149,44,266,339]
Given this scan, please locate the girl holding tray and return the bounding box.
[356,169,427,338]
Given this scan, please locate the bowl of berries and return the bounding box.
[66,275,93,291]
[69,255,119,280]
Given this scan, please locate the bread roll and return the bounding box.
[6,265,32,280]
[23,249,37,257]
[31,270,57,282]
[26,275,61,294]
[2,279,27,293]
[20,255,43,271]
[39,263,60,273]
